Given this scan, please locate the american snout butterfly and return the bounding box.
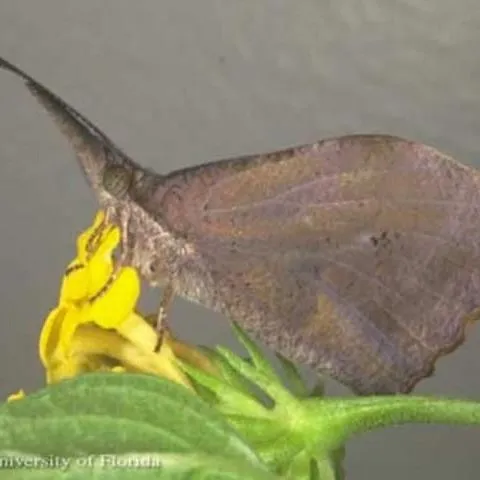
[2,56,479,395]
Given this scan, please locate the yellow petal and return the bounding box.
[170,337,219,376]
[117,312,158,352]
[59,265,89,303]
[46,355,88,384]
[57,309,84,358]
[88,268,140,329]
[70,324,193,389]
[7,390,25,402]
[85,227,119,295]
[58,211,111,304]
[111,366,127,373]
[76,211,106,263]
[39,306,67,367]
[117,336,191,387]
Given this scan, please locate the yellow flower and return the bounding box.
[8,210,217,398]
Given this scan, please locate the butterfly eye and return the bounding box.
[102,165,132,199]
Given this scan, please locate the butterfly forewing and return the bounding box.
[155,135,480,394]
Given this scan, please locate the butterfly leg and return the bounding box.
[85,212,109,258]
[88,209,132,303]
[154,283,175,352]
[63,212,112,286]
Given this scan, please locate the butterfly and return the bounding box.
[2,55,480,395]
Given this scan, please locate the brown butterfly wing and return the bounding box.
[146,134,480,394]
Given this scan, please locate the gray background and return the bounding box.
[0,1,479,478]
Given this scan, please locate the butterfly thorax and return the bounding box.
[103,194,219,311]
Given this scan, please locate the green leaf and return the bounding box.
[0,451,277,479]
[181,323,480,480]
[230,322,279,382]
[181,327,330,478]
[197,347,272,407]
[0,373,276,479]
[180,361,268,418]
[274,354,311,399]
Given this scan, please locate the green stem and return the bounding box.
[301,395,480,450]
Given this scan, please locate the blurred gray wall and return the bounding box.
[0,1,479,478]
